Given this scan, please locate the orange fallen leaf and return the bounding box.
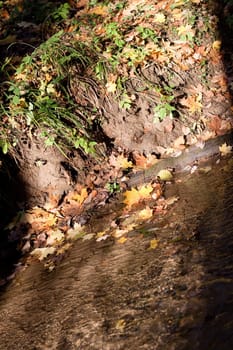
[123,184,153,208]
[180,93,202,114]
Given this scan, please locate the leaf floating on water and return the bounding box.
[115,319,126,331]
[219,143,232,156]
[96,231,110,241]
[165,196,179,206]
[157,169,173,181]
[149,239,159,249]
[82,233,95,241]
[31,247,56,261]
[117,236,127,244]
[67,223,85,240]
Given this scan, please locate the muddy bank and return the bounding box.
[0,157,233,349]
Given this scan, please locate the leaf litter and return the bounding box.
[2,0,233,277]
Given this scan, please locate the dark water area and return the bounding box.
[0,157,233,349]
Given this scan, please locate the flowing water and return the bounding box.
[0,157,233,349]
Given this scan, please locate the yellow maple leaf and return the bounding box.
[111,154,133,169]
[149,239,159,249]
[123,184,153,208]
[138,184,154,198]
[123,188,141,207]
[71,188,88,204]
[219,143,232,156]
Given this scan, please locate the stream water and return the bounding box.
[0,157,233,350]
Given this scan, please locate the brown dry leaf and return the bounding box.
[133,152,158,169]
[207,115,222,134]
[219,143,232,156]
[180,93,202,114]
[173,135,186,150]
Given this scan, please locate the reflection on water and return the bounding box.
[0,158,233,349]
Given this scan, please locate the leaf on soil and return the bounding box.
[157,169,173,181]
[123,184,153,208]
[133,152,158,169]
[180,93,202,114]
[173,135,186,150]
[149,239,159,249]
[212,40,221,50]
[110,154,133,169]
[46,229,64,246]
[154,13,166,23]
[19,207,58,230]
[177,25,194,40]
[219,143,232,156]
[31,247,56,261]
[88,5,108,16]
[137,206,153,220]
[106,81,117,93]
[71,188,88,204]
